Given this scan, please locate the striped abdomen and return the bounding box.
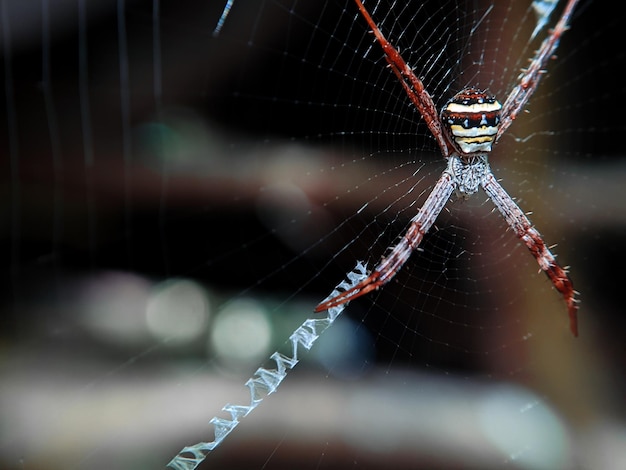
[441,88,501,155]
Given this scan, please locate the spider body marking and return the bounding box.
[315,0,579,336]
[442,88,501,157]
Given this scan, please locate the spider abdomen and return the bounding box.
[442,88,501,155]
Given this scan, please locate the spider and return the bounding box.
[315,0,580,336]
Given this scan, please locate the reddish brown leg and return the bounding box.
[353,0,452,156]
[482,173,578,336]
[315,168,455,313]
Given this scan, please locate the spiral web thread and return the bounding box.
[167,261,368,469]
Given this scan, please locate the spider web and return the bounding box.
[1,1,625,469]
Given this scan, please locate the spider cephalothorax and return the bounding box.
[441,88,502,156]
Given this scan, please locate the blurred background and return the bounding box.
[0,0,624,468]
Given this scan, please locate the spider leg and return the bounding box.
[315,166,456,312]
[354,0,451,157]
[496,0,579,140]
[481,172,578,336]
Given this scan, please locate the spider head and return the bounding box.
[441,88,501,156]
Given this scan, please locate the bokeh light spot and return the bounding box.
[146,279,210,345]
[209,298,272,371]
